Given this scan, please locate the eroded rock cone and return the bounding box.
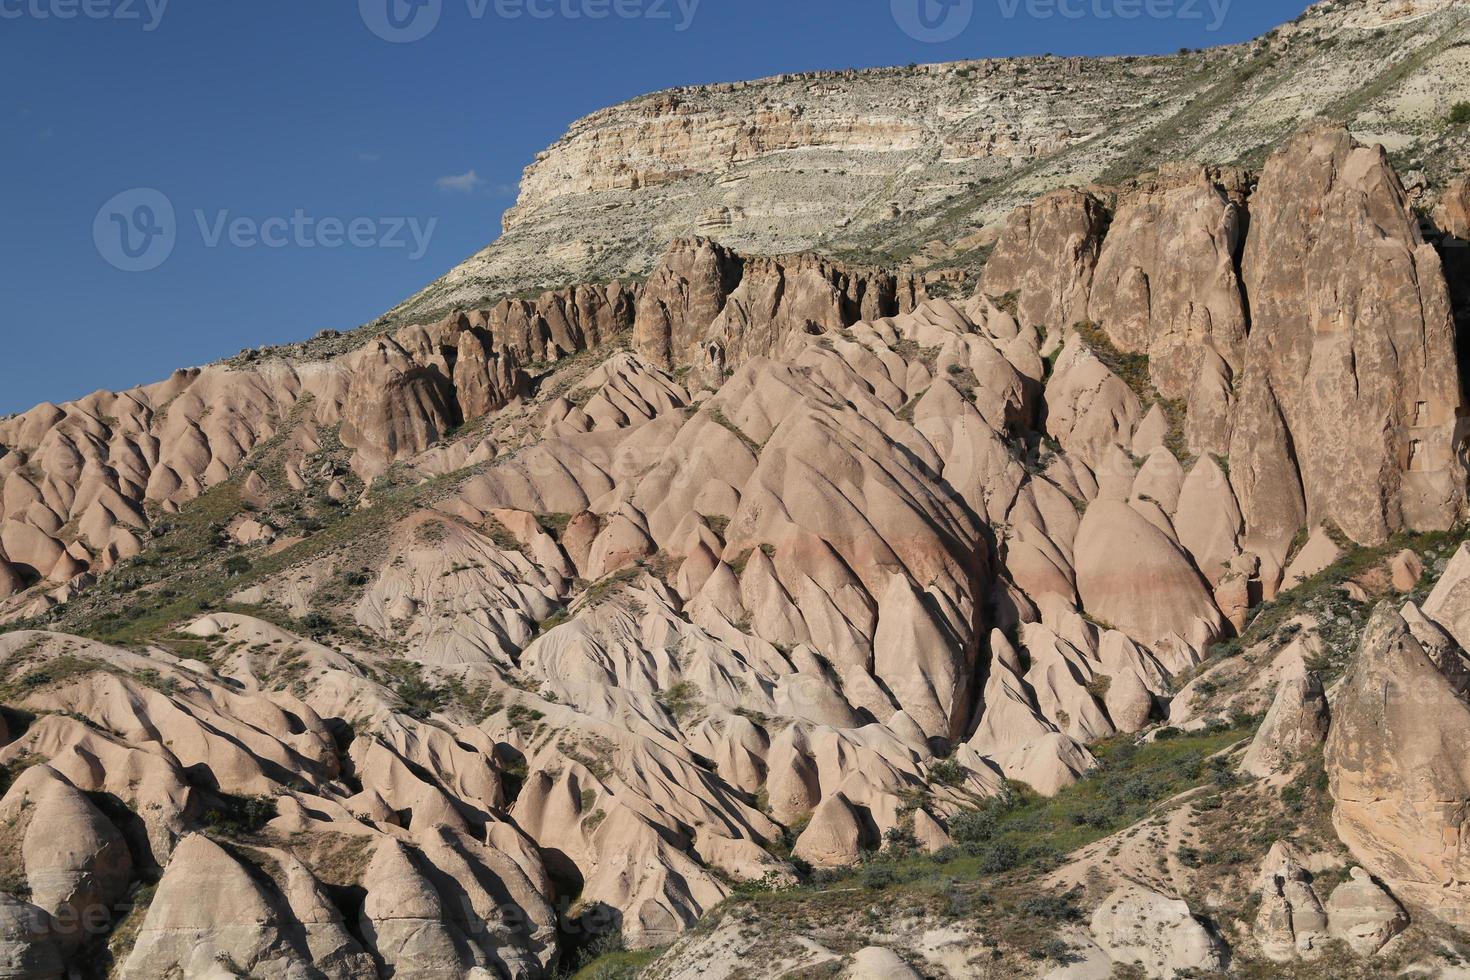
[340,339,459,479]
[0,558,21,600]
[1240,668,1329,782]
[1073,499,1223,651]
[634,237,745,369]
[7,768,132,950]
[119,834,301,980]
[452,328,530,421]
[844,946,922,980]
[1252,841,1327,962]
[1088,164,1250,453]
[791,793,874,869]
[1326,600,1470,928]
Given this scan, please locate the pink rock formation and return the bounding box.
[1231,129,1465,552]
[982,188,1107,338]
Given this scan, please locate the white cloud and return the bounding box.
[436,169,484,193]
[358,151,382,163]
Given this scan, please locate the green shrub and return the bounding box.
[979,841,1021,874]
[299,612,332,634]
[883,824,920,855]
[395,676,447,719]
[927,758,967,787]
[950,801,1005,846]
[1450,102,1470,125]
[1019,890,1084,922]
[201,793,278,837]
[862,864,900,890]
[1030,938,1081,965]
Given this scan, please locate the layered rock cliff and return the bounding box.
[393,0,1470,322]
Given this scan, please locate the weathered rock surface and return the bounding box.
[845,946,923,980]
[1326,602,1470,928]
[634,238,921,373]
[634,237,746,370]
[1252,841,1328,962]
[983,189,1105,338]
[1240,668,1329,782]
[4,768,131,948]
[4,7,1470,974]
[792,794,874,870]
[401,0,1470,323]
[1074,500,1222,651]
[1424,542,1470,652]
[1326,867,1409,955]
[0,895,62,980]
[1088,165,1249,447]
[1231,128,1466,554]
[1089,883,1227,978]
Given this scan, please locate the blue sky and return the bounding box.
[0,0,1310,415]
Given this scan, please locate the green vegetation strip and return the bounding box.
[738,721,1254,906]
[4,461,475,648]
[567,949,661,980]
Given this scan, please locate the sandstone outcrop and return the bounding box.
[1326,601,1470,928]
[0,895,62,980]
[982,189,1106,338]
[634,237,745,369]
[1088,165,1249,453]
[1325,867,1409,955]
[4,12,1470,972]
[120,833,319,980]
[1423,542,1470,652]
[792,794,875,869]
[1230,128,1466,554]
[1240,668,1329,782]
[1073,500,1222,652]
[845,946,922,980]
[1253,842,1328,962]
[3,768,131,949]
[1089,883,1227,978]
[406,0,1470,319]
[634,238,921,372]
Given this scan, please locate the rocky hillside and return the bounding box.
[2,3,1470,979]
[391,0,1470,323]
